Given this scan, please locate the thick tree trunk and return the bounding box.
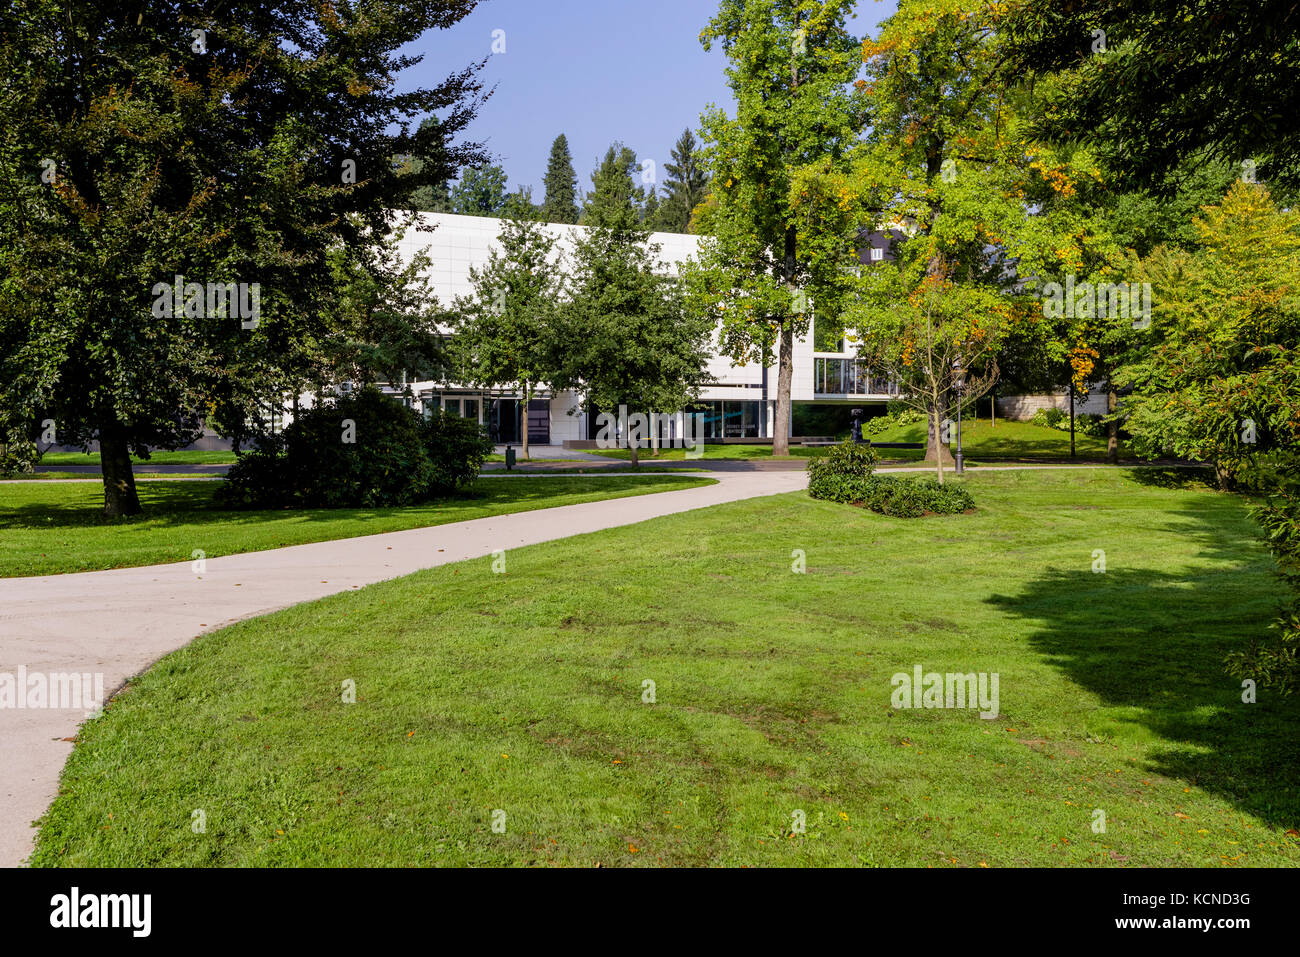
[100,431,141,517]
[773,321,794,456]
[1106,383,1119,464]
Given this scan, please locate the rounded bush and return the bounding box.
[216,386,437,508]
[807,440,878,484]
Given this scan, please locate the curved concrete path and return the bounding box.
[0,470,807,866]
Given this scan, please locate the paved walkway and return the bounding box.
[0,470,806,867]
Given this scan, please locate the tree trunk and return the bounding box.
[1106,382,1118,464]
[924,401,955,474]
[773,321,794,456]
[100,431,141,517]
[1069,384,1076,458]
[521,385,530,461]
[930,409,947,484]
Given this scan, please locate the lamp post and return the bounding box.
[952,359,965,474]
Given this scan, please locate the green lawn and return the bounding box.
[31,468,1300,867]
[7,472,225,481]
[868,417,1111,461]
[39,450,238,465]
[587,419,1112,462]
[590,444,816,461]
[0,475,714,578]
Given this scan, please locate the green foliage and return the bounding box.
[806,440,878,484]
[541,134,580,224]
[1029,407,1104,437]
[324,225,446,389]
[649,129,710,234]
[1003,0,1300,191]
[448,212,565,456]
[1115,182,1300,692]
[582,144,646,228]
[450,164,510,217]
[558,214,713,464]
[863,404,924,436]
[215,387,436,509]
[809,472,975,518]
[421,408,493,494]
[800,0,1080,475]
[0,0,488,515]
[686,0,865,454]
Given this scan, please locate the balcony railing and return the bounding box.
[813,358,900,396]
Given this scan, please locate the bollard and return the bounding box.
[505,446,515,470]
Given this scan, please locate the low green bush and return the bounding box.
[1030,406,1106,437]
[808,471,975,518]
[807,439,878,484]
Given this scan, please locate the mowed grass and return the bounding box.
[869,417,1111,462]
[31,468,1300,867]
[587,419,1111,462]
[38,450,238,465]
[0,475,714,577]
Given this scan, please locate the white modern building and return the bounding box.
[390,211,899,447]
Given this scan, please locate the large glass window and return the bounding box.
[814,359,898,395]
[697,400,760,438]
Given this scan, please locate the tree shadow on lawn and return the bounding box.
[987,500,1300,830]
[0,477,678,531]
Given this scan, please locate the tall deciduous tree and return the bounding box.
[541,134,580,224]
[799,0,1113,469]
[685,0,864,456]
[449,213,564,461]
[560,175,713,467]
[0,0,488,514]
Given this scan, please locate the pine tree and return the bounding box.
[657,129,710,233]
[540,134,580,224]
[583,144,644,228]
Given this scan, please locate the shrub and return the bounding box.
[1030,406,1067,428]
[808,472,975,518]
[864,403,924,436]
[1029,406,1106,437]
[807,440,878,485]
[216,386,437,508]
[422,409,493,494]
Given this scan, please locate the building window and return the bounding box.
[698,400,760,438]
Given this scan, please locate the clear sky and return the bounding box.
[405,0,897,198]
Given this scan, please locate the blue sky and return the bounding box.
[407,0,897,198]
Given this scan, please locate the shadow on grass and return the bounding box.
[987,498,1300,829]
[0,478,630,532]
